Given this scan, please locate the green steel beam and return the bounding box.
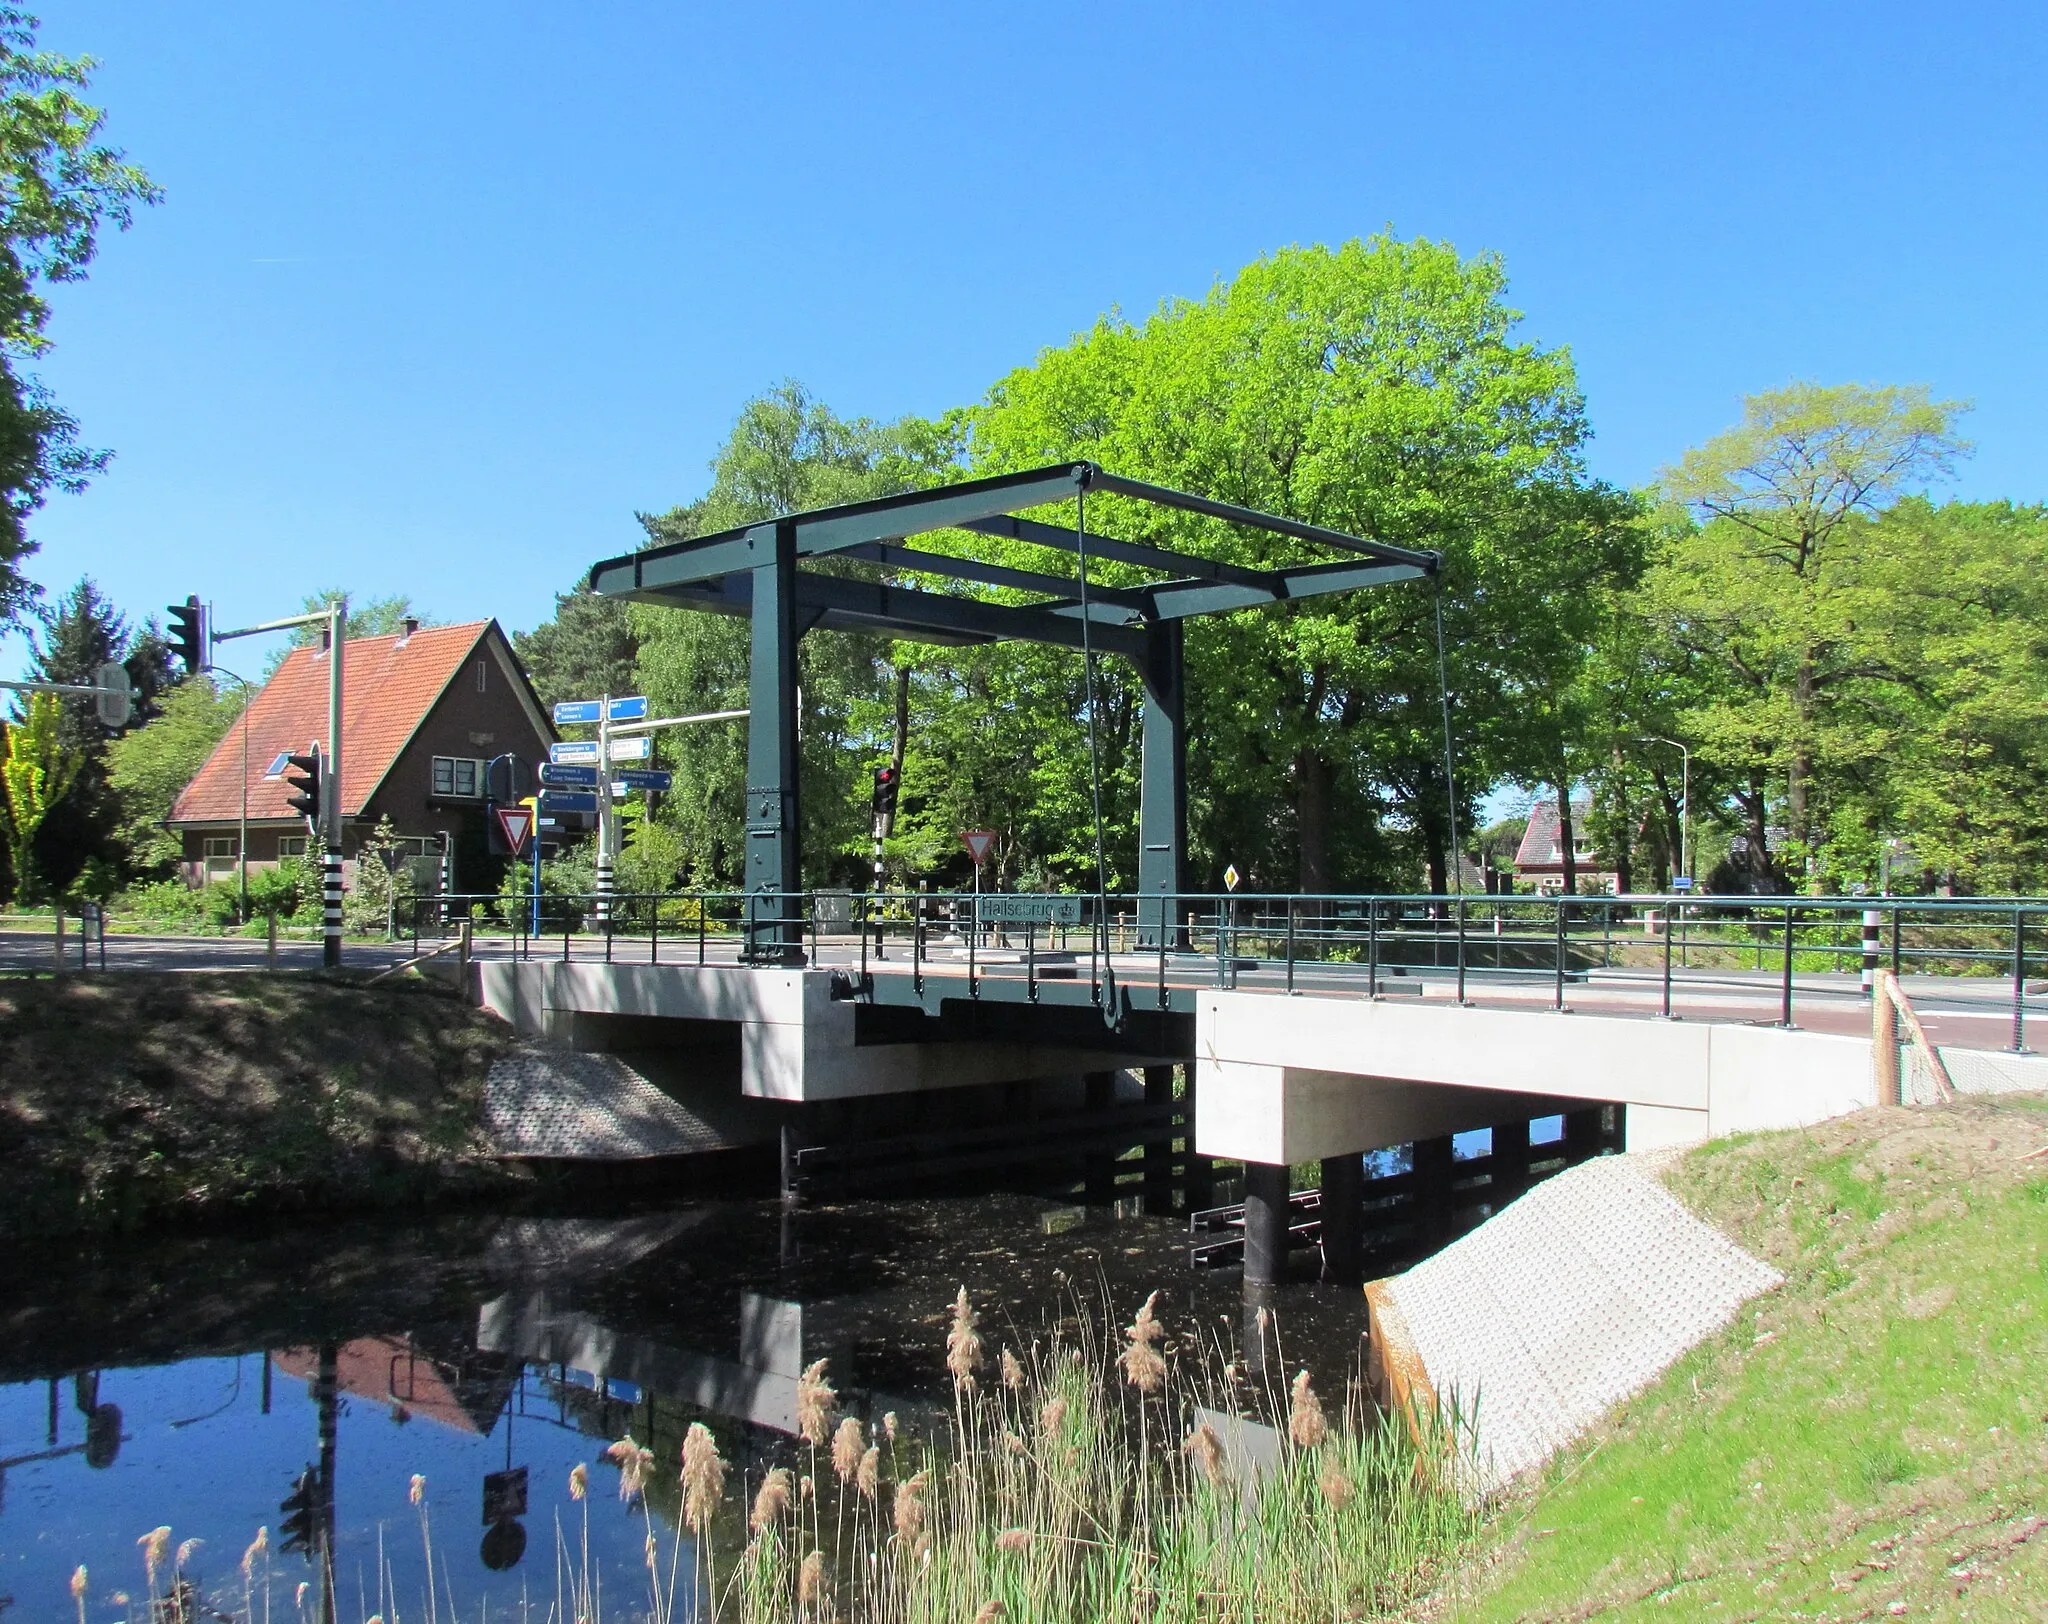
[1082,469,1441,571]
[794,571,1147,658]
[958,513,1275,590]
[1145,559,1430,620]
[843,542,1152,615]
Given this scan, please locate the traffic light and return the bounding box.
[283,750,322,827]
[278,1466,321,1557]
[871,764,900,819]
[166,596,206,675]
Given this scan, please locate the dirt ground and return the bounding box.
[0,970,529,1237]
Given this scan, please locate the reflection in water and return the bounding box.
[0,1196,1366,1618]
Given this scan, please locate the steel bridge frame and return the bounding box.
[586,462,1438,963]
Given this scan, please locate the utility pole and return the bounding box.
[595,694,613,928]
[1643,735,1692,886]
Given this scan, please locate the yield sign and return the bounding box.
[960,828,997,866]
[493,804,535,856]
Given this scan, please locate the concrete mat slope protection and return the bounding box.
[1367,1152,1781,1497]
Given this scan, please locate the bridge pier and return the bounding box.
[1318,1153,1363,1283]
[1241,1162,1291,1285]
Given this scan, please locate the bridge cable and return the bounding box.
[1432,564,1464,897]
[1073,481,1120,1027]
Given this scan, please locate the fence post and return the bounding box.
[1455,894,1467,1005]
[1861,908,1881,998]
[1873,967,1901,1105]
[1285,898,1297,995]
[2012,907,2029,1055]
[1553,900,1567,1011]
[1780,904,1795,1027]
[1367,904,1379,999]
[1662,900,1673,1018]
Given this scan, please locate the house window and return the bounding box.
[203,837,238,859]
[475,658,488,693]
[431,756,483,798]
[278,835,309,858]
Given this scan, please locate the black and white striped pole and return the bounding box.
[322,597,347,969]
[594,695,614,929]
[1861,907,1882,999]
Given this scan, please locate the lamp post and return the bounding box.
[1642,736,1691,885]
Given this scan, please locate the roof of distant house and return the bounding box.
[1514,799,1596,871]
[170,620,545,825]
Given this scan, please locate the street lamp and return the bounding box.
[1641,736,1691,887]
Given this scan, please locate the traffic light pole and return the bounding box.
[214,598,349,968]
[595,696,613,929]
[323,599,345,968]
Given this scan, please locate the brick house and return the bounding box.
[168,619,554,893]
[1512,799,1620,895]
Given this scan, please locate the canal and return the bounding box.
[0,1194,1374,1621]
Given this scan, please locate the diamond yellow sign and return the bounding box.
[1223,864,1240,892]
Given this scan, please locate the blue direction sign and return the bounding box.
[539,762,599,787]
[549,740,600,764]
[617,768,674,792]
[552,695,648,726]
[538,789,599,813]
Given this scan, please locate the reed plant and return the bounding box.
[98,1286,1476,1624]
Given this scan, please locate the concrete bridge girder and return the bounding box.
[1194,992,1879,1164]
[479,960,1168,1102]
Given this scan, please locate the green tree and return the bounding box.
[18,575,126,888]
[632,382,959,885]
[0,687,80,902]
[0,9,158,626]
[104,674,242,875]
[514,584,639,713]
[1653,383,1970,884]
[967,236,1644,893]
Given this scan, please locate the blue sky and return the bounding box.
[1,0,2041,682]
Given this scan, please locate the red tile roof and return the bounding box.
[172,621,500,824]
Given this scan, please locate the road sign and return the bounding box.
[617,768,674,792]
[486,755,535,803]
[539,790,600,813]
[1224,864,1241,892]
[976,895,1082,925]
[552,695,648,726]
[960,828,997,866]
[93,661,132,729]
[539,762,599,787]
[549,736,652,765]
[492,805,534,856]
[1672,876,1695,892]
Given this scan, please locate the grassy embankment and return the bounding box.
[1445,1095,2048,1621]
[0,971,528,1237]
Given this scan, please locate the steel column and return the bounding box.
[1318,1155,1362,1283]
[744,521,805,964]
[1135,620,1186,950]
[1241,1162,1290,1285]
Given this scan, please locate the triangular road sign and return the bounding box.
[493,804,535,856]
[960,828,997,866]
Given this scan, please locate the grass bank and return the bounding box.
[0,970,529,1237]
[1446,1094,2048,1621]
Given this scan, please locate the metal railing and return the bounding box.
[409,889,2048,1052]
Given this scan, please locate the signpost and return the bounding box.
[960,829,997,940]
[492,805,534,856]
[538,763,599,787]
[548,736,652,765]
[616,769,673,792]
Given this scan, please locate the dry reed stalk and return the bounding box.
[682,1421,728,1533]
[1039,1396,1069,1439]
[973,1601,1005,1622]
[606,1435,656,1500]
[69,1565,87,1624]
[1119,1291,1167,1393]
[1318,1460,1355,1509]
[797,1358,837,1447]
[995,1527,1032,1553]
[751,1466,795,1533]
[892,1469,930,1544]
[831,1415,866,1484]
[798,1548,826,1610]
[409,1473,427,1506]
[569,1462,588,1501]
[1182,1422,1228,1488]
[946,1287,984,1387]
[856,1446,881,1500]
[1001,1348,1026,1390]
[138,1527,170,1598]
[1289,1370,1329,1449]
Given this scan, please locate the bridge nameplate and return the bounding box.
[975,895,1083,925]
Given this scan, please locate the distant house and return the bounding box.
[1512,800,1619,895]
[168,619,554,891]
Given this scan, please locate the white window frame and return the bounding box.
[278,835,310,858]
[431,755,484,798]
